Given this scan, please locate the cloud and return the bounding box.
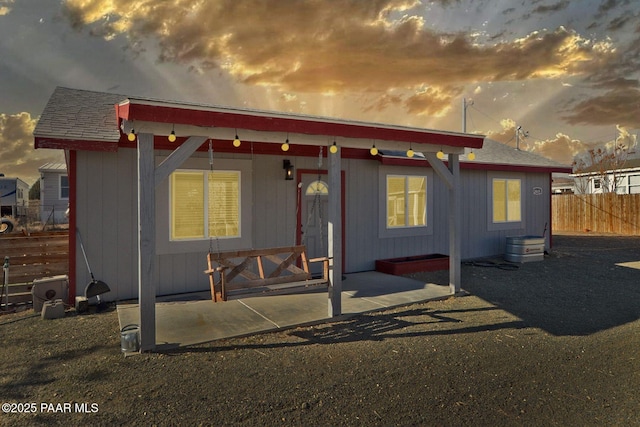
[61,0,616,117]
[562,88,640,127]
[0,0,13,16]
[0,112,63,185]
[482,118,589,164]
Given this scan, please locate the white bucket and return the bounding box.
[120,324,140,353]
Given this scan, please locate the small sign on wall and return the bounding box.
[532,187,543,196]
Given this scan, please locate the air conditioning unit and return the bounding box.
[32,275,69,313]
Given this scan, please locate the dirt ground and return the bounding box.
[1,232,639,426]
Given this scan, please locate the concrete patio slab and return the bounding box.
[117,271,452,349]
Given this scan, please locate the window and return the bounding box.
[386,175,427,228]
[593,178,601,190]
[170,170,240,241]
[629,175,640,194]
[492,178,521,223]
[60,175,69,199]
[305,180,329,195]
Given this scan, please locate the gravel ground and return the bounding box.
[1,232,639,426]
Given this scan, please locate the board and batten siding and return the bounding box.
[74,148,553,301]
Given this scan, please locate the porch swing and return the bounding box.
[204,140,331,302]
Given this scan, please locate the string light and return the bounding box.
[436,149,445,159]
[281,138,290,152]
[330,141,338,154]
[168,125,176,142]
[233,130,241,147]
[406,144,414,158]
[370,143,378,156]
[127,128,136,142]
[468,151,476,161]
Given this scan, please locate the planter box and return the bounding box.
[375,254,449,275]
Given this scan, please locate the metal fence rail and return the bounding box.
[0,231,69,307]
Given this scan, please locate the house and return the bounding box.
[34,87,570,350]
[572,158,640,194]
[39,162,69,224]
[0,176,29,218]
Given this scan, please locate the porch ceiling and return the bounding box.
[117,98,484,155]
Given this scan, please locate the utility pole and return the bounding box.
[515,125,528,150]
[462,98,473,133]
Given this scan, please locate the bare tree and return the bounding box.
[572,127,633,194]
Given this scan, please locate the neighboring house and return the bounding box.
[33,87,570,306]
[552,173,576,194]
[39,162,69,224]
[0,176,29,218]
[572,158,640,194]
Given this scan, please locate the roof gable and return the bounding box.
[463,139,571,172]
[34,87,125,147]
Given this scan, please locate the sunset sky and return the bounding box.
[1,0,639,185]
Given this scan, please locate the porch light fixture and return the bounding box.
[233,130,241,147]
[281,138,290,152]
[329,141,338,154]
[283,159,294,180]
[127,127,136,142]
[436,149,445,160]
[406,144,414,158]
[168,125,176,142]
[370,143,378,156]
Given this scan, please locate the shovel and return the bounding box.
[76,229,110,300]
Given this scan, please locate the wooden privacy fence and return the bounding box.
[553,193,640,235]
[1,231,69,307]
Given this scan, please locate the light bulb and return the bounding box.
[233,135,241,147]
[370,145,378,156]
[468,151,476,161]
[281,140,290,151]
[436,150,445,159]
[127,130,136,142]
[407,148,414,158]
[330,142,338,154]
[168,130,176,142]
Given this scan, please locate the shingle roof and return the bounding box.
[33,87,125,142]
[462,138,571,171]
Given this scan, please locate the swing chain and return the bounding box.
[208,138,221,257]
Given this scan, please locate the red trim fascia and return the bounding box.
[296,168,346,273]
[118,102,484,149]
[68,150,77,304]
[548,172,553,249]
[460,162,572,174]
[35,137,119,152]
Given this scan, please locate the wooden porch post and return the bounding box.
[137,133,156,352]
[424,152,461,294]
[448,154,461,294]
[328,144,342,317]
[136,135,209,352]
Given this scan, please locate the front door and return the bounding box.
[297,171,345,275]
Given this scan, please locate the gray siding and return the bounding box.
[40,173,68,223]
[74,149,552,301]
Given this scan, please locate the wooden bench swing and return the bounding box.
[204,245,331,302]
[202,141,330,302]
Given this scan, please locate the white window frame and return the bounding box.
[169,170,242,242]
[378,167,433,238]
[59,175,69,200]
[487,172,524,231]
[156,156,252,255]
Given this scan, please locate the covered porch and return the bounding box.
[117,271,454,350]
[117,97,483,351]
